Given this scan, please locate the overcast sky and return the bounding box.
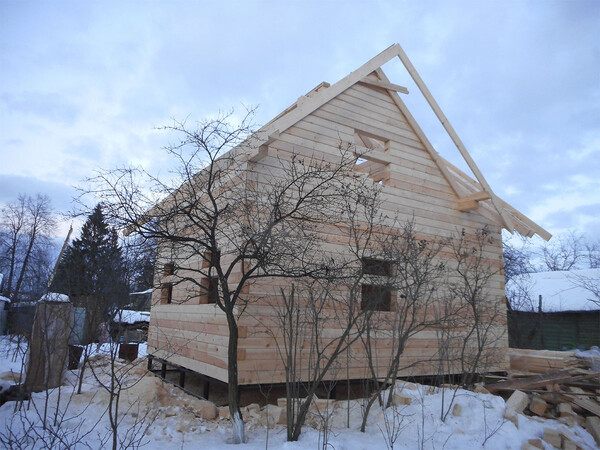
[1,0,598,242]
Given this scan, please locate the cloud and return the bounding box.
[527,174,600,238]
[0,174,77,214]
[0,92,79,123]
[0,0,598,242]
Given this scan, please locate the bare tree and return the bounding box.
[121,234,156,295]
[583,238,600,269]
[1,311,153,450]
[0,194,56,301]
[540,231,585,272]
[359,220,447,432]
[504,272,540,348]
[0,195,27,298]
[86,320,157,450]
[377,403,410,450]
[13,196,55,299]
[570,271,600,309]
[83,110,379,444]
[502,234,534,281]
[449,227,505,387]
[246,146,389,441]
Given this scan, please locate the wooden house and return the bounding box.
[147,44,550,388]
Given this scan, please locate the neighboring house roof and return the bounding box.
[130,289,153,295]
[508,268,600,312]
[38,292,70,303]
[114,309,151,324]
[140,44,550,241]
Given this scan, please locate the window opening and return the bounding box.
[201,276,219,304]
[163,262,175,276]
[202,250,221,269]
[353,130,390,184]
[161,283,173,304]
[361,284,392,311]
[361,257,393,276]
[355,130,387,152]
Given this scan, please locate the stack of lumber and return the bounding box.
[486,348,600,447]
[575,352,600,372]
[509,348,581,374]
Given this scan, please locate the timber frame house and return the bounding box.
[147,44,550,388]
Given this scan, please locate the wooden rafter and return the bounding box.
[393,44,515,232]
[373,68,464,199]
[441,156,551,240]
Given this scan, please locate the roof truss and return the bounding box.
[245,43,550,240]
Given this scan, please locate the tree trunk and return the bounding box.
[6,242,17,298]
[225,309,245,444]
[14,233,36,299]
[291,392,315,441]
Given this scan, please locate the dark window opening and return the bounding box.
[361,284,392,311]
[161,283,173,304]
[202,250,221,269]
[201,277,219,304]
[163,262,175,276]
[361,258,393,276]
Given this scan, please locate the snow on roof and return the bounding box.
[38,292,70,303]
[507,268,600,312]
[0,296,10,303]
[113,309,150,324]
[130,288,152,295]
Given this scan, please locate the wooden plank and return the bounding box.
[318,102,416,144]
[358,77,409,94]
[298,107,433,159]
[345,83,408,114]
[457,199,479,212]
[460,191,492,202]
[328,94,418,141]
[354,145,391,165]
[586,417,600,447]
[563,394,600,416]
[485,370,575,393]
[310,108,428,156]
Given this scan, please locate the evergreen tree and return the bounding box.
[122,234,156,293]
[53,204,128,343]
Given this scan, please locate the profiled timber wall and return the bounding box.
[148,80,508,385]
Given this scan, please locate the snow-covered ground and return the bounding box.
[0,335,597,449]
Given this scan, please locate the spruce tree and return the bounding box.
[53,204,128,343]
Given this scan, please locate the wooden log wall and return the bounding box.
[148,81,509,385]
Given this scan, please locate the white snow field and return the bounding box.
[0,336,597,449]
